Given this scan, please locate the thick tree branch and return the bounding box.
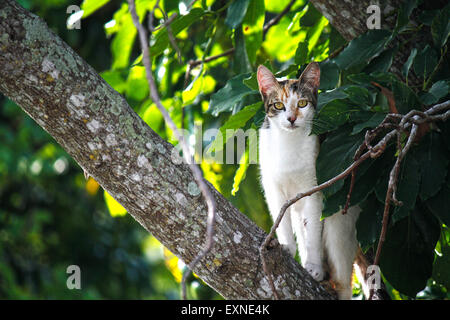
[0,0,333,300]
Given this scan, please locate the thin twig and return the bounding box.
[127,0,217,300]
[188,48,235,68]
[373,123,418,267]
[262,0,296,38]
[342,169,356,215]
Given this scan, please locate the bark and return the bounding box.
[309,0,425,87]
[0,0,334,300]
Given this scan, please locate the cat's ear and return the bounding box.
[257,65,280,98]
[298,62,320,92]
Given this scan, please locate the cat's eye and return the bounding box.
[297,100,308,108]
[273,102,285,110]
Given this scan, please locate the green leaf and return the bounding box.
[81,0,111,18]
[317,88,348,111]
[420,80,450,105]
[294,41,309,66]
[231,145,250,196]
[208,73,257,116]
[233,27,252,74]
[317,127,364,198]
[390,0,418,38]
[313,99,350,135]
[416,132,449,201]
[243,73,258,90]
[225,0,250,29]
[413,45,438,79]
[431,4,450,48]
[306,16,328,52]
[391,153,421,223]
[356,194,383,249]
[318,60,339,90]
[391,78,422,114]
[426,174,450,226]
[380,207,440,297]
[111,5,138,69]
[334,30,391,70]
[242,0,265,63]
[151,8,205,58]
[207,102,261,153]
[140,101,164,131]
[363,46,396,74]
[402,48,417,81]
[344,85,371,106]
[126,66,149,101]
[351,112,385,135]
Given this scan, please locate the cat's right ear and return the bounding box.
[257,65,279,99]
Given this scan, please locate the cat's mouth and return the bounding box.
[282,123,299,131]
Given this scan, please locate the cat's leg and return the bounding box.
[291,192,325,281]
[263,182,296,256]
[323,206,360,300]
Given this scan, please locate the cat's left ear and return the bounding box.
[257,65,280,99]
[298,62,320,92]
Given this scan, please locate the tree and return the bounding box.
[1,0,449,300]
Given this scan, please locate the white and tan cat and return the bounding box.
[257,63,360,300]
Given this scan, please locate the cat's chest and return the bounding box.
[259,127,319,182]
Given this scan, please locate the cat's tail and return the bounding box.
[353,247,391,300]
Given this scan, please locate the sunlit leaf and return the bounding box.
[231,146,249,196]
[81,0,110,18]
[104,190,127,217]
[242,0,264,63]
[126,66,149,101]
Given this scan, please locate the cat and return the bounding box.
[257,62,360,300]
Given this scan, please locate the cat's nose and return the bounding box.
[287,116,297,124]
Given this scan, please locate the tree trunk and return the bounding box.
[0,0,334,300]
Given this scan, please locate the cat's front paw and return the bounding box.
[304,262,325,281]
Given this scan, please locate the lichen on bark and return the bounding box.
[0,0,334,300]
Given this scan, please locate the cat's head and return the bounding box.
[257,62,320,132]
